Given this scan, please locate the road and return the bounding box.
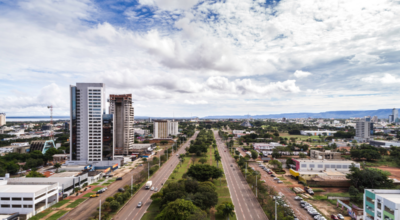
[113,131,199,220]
[61,166,145,220]
[215,131,268,220]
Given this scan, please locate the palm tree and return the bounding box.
[215,154,221,168]
[54,163,61,173]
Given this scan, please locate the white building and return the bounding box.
[364,189,400,220]
[300,130,337,136]
[69,83,106,163]
[232,130,246,134]
[292,159,360,172]
[8,129,25,137]
[0,113,6,126]
[0,181,59,219]
[153,120,178,139]
[253,142,282,150]
[355,119,372,142]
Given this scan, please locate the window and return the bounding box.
[343,165,348,169]
[377,211,381,218]
[318,164,323,168]
[310,164,315,168]
[377,199,381,209]
[1,197,10,200]
[331,165,336,169]
[301,164,307,168]
[12,198,21,201]
[336,165,342,169]
[12,205,22,208]
[1,204,10,208]
[325,165,330,168]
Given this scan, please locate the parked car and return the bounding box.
[116,177,123,181]
[277,180,283,184]
[267,171,272,174]
[270,174,276,177]
[331,215,339,220]
[97,190,103,194]
[176,154,179,156]
[314,215,322,219]
[137,202,142,208]
[155,187,158,192]
[273,177,279,181]
[230,164,233,167]
[118,188,125,192]
[294,196,302,200]
[336,214,344,220]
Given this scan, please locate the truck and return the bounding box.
[145,181,152,189]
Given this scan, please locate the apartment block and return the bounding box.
[355,119,373,142]
[109,94,134,155]
[364,189,400,220]
[153,120,178,139]
[0,113,5,126]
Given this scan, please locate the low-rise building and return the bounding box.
[369,140,400,148]
[300,130,337,136]
[291,159,359,172]
[253,142,282,150]
[310,150,342,160]
[364,189,400,220]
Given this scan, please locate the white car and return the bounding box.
[150,187,154,191]
[294,196,302,200]
[273,177,279,181]
[277,180,283,184]
[337,214,344,219]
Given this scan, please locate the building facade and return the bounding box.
[69,83,106,163]
[153,120,178,139]
[0,113,6,126]
[310,150,342,160]
[109,94,134,155]
[355,119,372,142]
[300,130,337,136]
[364,189,400,220]
[291,159,360,172]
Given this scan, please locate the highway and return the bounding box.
[214,131,268,220]
[113,131,199,220]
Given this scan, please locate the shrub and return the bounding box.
[109,201,120,212]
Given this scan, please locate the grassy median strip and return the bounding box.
[29,209,53,220]
[91,187,104,192]
[66,198,87,208]
[51,199,70,208]
[47,210,68,220]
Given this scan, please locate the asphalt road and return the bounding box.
[214,131,268,220]
[61,166,145,220]
[113,131,199,220]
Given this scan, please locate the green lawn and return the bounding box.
[102,182,111,186]
[47,210,68,220]
[216,187,230,197]
[29,209,53,220]
[91,187,104,192]
[325,192,350,197]
[51,199,70,208]
[83,193,95,197]
[66,198,86,208]
[141,200,162,220]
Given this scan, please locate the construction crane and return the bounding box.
[48,105,53,140]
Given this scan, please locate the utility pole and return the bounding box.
[99,199,101,220]
[131,176,133,196]
[148,162,149,180]
[275,199,277,220]
[245,162,247,179]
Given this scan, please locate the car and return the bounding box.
[303,204,312,209]
[97,190,103,194]
[139,164,143,166]
[337,214,344,220]
[294,196,302,200]
[137,202,142,208]
[150,187,154,191]
[118,188,125,192]
[267,171,272,174]
[116,177,123,181]
[224,150,226,152]
[270,174,276,177]
[299,200,306,204]
[310,212,320,217]
[155,187,158,192]
[176,154,178,156]
[294,218,299,220]
[90,194,99,198]
[230,164,233,167]
[331,215,339,220]
[314,215,322,219]
[319,217,327,220]
[273,177,279,181]
[103,187,108,191]
[277,180,283,184]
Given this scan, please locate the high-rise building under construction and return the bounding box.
[109,94,134,155]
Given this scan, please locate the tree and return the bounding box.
[215,154,222,168]
[54,163,61,173]
[160,140,169,145]
[250,150,258,160]
[346,164,395,190]
[156,199,200,220]
[299,153,307,158]
[233,155,239,161]
[269,160,282,170]
[109,200,120,212]
[26,170,45,177]
[198,158,207,164]
[216,201,235,220]
[187,164,223,181]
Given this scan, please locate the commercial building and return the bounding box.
[0,180,59,220]
[300,130,337,136]
[41,125,52,131]
[253,142,282,150]
[153,120,178,139]
[388,108,399,124]
[29,140,55,154]
[310,150,341,160]
[364,189,400,220]
[369,140,400,148]
[109,94,134,155]
[0,113,6,126]
[355,119,373,142]
[291,159,359,172]
[232,130,246,134]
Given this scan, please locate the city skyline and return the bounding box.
[1,0,400,117]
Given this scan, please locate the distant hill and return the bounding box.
[202,109,396,119]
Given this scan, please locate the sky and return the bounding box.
[0,0,400,117]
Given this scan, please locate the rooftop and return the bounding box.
[49,172,80,178]
[0,184,51,193]
[293,159,358,164]
[376,193,400,204]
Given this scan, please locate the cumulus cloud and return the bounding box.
[361,74,400,84]
[294,70,312,78]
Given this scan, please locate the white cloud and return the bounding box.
[139,0,200,11]
[184,100,208,105]
[361,73,400,84]
[294,70,312,78]
[349,54,381,64]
